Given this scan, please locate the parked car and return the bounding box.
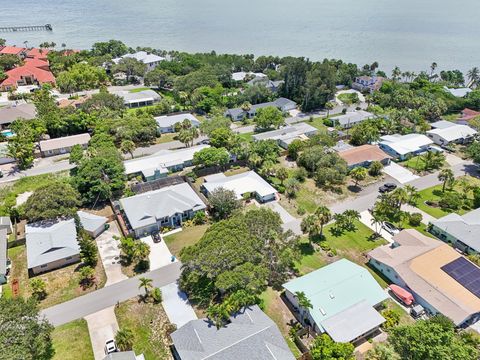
[152,231,161,243]
[0,170,3,178]
[379,183,397,193]
[104,339,118,354]
[382,221,400,235]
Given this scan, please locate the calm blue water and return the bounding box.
[1,0,480,72]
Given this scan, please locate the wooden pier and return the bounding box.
[0,24,53,32]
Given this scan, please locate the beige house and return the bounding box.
[39,133,91,157]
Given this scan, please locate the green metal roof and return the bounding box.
[283,259,387,332]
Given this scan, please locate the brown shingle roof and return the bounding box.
[338,144,390,166]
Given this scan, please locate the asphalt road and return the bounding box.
[41,262,182,326]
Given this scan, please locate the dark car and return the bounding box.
[379,183,397,193]
[152,231,161,243]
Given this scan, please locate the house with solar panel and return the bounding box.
[429,208,480,254]
[369,229,480,327]
[282,259,387,344]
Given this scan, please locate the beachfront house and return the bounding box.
[155,113,200,133]
[113,51,165,72]
[111,89,161,108]
[282,259,387,343]
[171,305,295,360]
[26,219,80,275]
[330,110,374,129]
[124,144,209,182]
[379,133,433,160]
[39,133,91,157]
[369,229,480,327]
[252,122,317,149]
[118,182,206,238]
[444,87,472,98]
[429,208,480,254]
[202,170,277,203]
[225,98,297,121]
[337,144,391,169]
[426,120,477,146]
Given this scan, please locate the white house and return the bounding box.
[444,87,472,98]
[111,89,161,108]
[113,51,165,72]
[39,133,91,157]
[231,71,267,82]
[427,120,477,146]
[225,98,297,121]
[202,171,277,203]
[379,133,434,160]
[331,110,374,129]
[252,122,318,149]
[124,144,210,181]
[155,113,200,133]
[118,182,207,238]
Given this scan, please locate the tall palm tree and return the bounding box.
[315,206,332,239]
[115,328,134,351]
[325,101,335,117]
[370,211,384,236]
[391,66,401,82]
[467,67,479,87]
[404,185,419,205]
[138,277,153,296]
[438,168,455,192]
[430,62,438,77]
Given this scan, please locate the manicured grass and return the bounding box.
[237,132,254,141]
[115,299,172,360]
[383,299,415,327]
[259,287,302,358]
[155,133,177,144]
[2,245,106,309]
[337,93,359,105]
[402,156,444,173]
[164,224,209,256]
[129,87,151,93]
[415,176,480,218]
[0,173,69,216]
[300,117,327,130]
[224,166,250,177]
[52,319,93,360]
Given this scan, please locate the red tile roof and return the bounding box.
[1,64,55,87]
[26,48,50,60]
[0,46,26,55]
[24,57,50,69]
[460,108,480,122]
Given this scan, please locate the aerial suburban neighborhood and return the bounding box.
[1,35,480,360]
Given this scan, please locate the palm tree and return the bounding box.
[391,66,401,82]
[438,168,455,192]
[315,206,332,239]
[467,67,479,87]
[294,291,312,323]
[325,101,335,117]
[301,215,320,243]
[370,211,384,236]
[276,167,288,185]
[115,328,134,351]
[138,277,153,296]
[404,184,419,205]
[390,188,408,210]
[248,153,262,169]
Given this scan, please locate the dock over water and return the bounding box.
[0,24,52,32]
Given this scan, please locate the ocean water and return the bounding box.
[1,0,480,72]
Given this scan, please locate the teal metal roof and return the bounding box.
[283,259,387,332]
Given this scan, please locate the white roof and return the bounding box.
[380,133,433,155]
[252,122,317,142]
[124,144,209,178]
[39,133,91,152]
[111,90,161,104]
[427,123,477,142]
[113,51,164,65]
[155,113,200,128]
[26,219,79,269]
[331,110,373,126]
[119,183,206,230]
[444,87,472,98]
[231,71,267,81]
[203,171,277,199]
[77,211,107,234]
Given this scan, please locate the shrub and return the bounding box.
[193,211,207,225]
[323,118,333,127]
[473,187,480,209]
[439,192,463,210]
[369,161,384,176]
[294,167,308,182]
[382,309,401,331]
[297,206,306,216]
[409,213,423,226]
[275,184,285,194]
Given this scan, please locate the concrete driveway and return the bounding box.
[263,201,302,235]
[96,222,128,286]
[445,153,466,167]
[383,162,419,184]
[141,235,176,270]
[85,306,119,360]
[160,282,197,328]
[359,210,393,244]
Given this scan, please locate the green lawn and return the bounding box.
[383,299,415,327]
[259,288,302,358]
[164,224,209,256]
[2,244,106,309]
[296,221,388,287]
[155,133,177,144]
[237,132,254,141]
[301,117,327,130]
[52,319,93,360]
[115,299,172,360]
[415,176,480,218]
[337,93,360,105]
[402,156,445,173]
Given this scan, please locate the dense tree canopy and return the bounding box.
[56,63,108,93]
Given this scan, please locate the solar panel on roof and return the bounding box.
[441,257,480,298]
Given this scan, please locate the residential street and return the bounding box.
[0,159,74,184]
[41,262,182,326]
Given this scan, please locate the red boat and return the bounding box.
[389,284,414,306]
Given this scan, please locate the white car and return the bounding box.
[382,221,400,235]
[104,339,118,354]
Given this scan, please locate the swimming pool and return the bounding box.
[1,130,14,137]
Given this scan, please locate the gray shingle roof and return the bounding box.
[0,103,36,125]
[77,211,107,234]
[171,305,295,360]
[155,113,200,128]
[119,183,206,231]
[39,133,91,152]
[26,219,79,269]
